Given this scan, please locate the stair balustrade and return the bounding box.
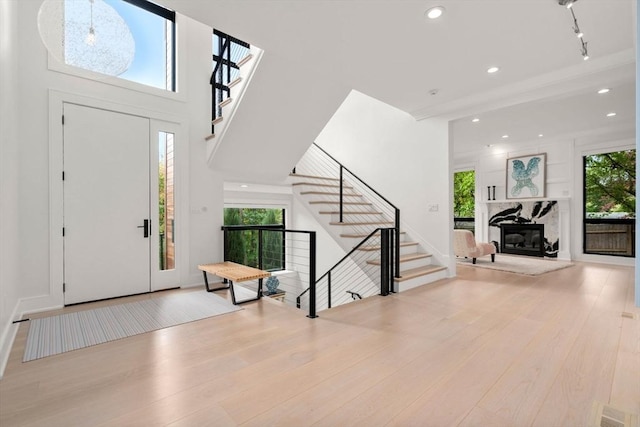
[296,228,394,312]
[210,30,250,134]
[293,143,401,280]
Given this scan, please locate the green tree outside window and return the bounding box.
[585,150,635,218]
[454,170,475,218]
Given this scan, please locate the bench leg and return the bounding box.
[229,280,237,304]
[230,279,264,305]
[202,271,230,293]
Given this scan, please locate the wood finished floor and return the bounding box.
[0,262,638,426]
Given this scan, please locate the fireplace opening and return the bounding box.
[500,224,545,257]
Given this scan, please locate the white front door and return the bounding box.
[63,103,151,304]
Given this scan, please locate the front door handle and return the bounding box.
[137,219,149,238]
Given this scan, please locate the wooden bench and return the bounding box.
[198,262,271,305]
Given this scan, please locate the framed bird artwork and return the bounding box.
[506,153,546,199]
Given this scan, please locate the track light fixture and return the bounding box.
[558,0,589,60]
[558,0,575,8]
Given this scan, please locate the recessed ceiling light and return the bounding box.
[501,134,509,139]
[538,134,544,138]
[598,88,610,94]
[425,6,445,20]
[240,184,249,188]
[487,66,500,74]
[472,118,480,123]
[606,112,617,117]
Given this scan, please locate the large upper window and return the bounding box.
[584,149,635,257]
[63,0,175,91]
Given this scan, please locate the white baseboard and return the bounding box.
[1,293,65,378]
[0,301,20,379]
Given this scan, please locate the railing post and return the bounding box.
[394,208,401,283]
[308,232,317,318]
[280,228,286,271]
[380,228,390,296]
[339,166,344,223]
[217,36,224,118]
[225,36,231,86]
[223,228,229,261]
[258,229,263,270]
[327,271,332,309]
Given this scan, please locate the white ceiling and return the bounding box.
[164,0,636,153]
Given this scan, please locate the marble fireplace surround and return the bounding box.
[478,198,571,261]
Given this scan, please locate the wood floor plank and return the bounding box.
[387,316,546,426]
[532,276,630,427]
[0,262,637,427]
[476,291,597,425]
[609,273,640,415]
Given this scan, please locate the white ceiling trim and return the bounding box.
[412,48,636,122]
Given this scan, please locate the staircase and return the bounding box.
[206,30,262,163]
[291,144,447,296]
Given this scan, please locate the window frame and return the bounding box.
[50,0,180,97]
[582,150,636,258]
[122,0,176,92]
[222,206,287,272]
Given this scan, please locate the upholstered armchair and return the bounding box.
[453,229,496,264]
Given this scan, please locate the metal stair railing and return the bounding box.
[293,143,401,280]
[210,30,251,134]
[222,225,318,318]
[296,228,394,313]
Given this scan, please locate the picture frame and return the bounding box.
[506,153,546,199]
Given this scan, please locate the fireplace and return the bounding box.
[500,224,545,257]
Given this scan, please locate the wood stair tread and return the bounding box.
[341,231,406,238]
[357,241,418,251]
[309,201,372,206]
[395,265,447,282]
[367,252,431,265]
[211,117,223,125]
[219,98,232,108]
[292,182,353,189]
[319,211,383,215]
[228,77,242,88]
[205,134,216,141]
[236,53,253,67]
[289,173,341,182]
[300,191,362,197]
[330,221,394,226]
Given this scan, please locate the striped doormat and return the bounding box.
[23,291,241,362]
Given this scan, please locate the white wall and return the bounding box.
[0,0,22,377]
[454,132,635,266]
[315,90,453,270]
[0,3,222,375]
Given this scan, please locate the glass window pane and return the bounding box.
[453,170,475,234]
[223,208,284,270]
[584,149,635,257]
[159,132,175,270]
[64,0,174,91]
